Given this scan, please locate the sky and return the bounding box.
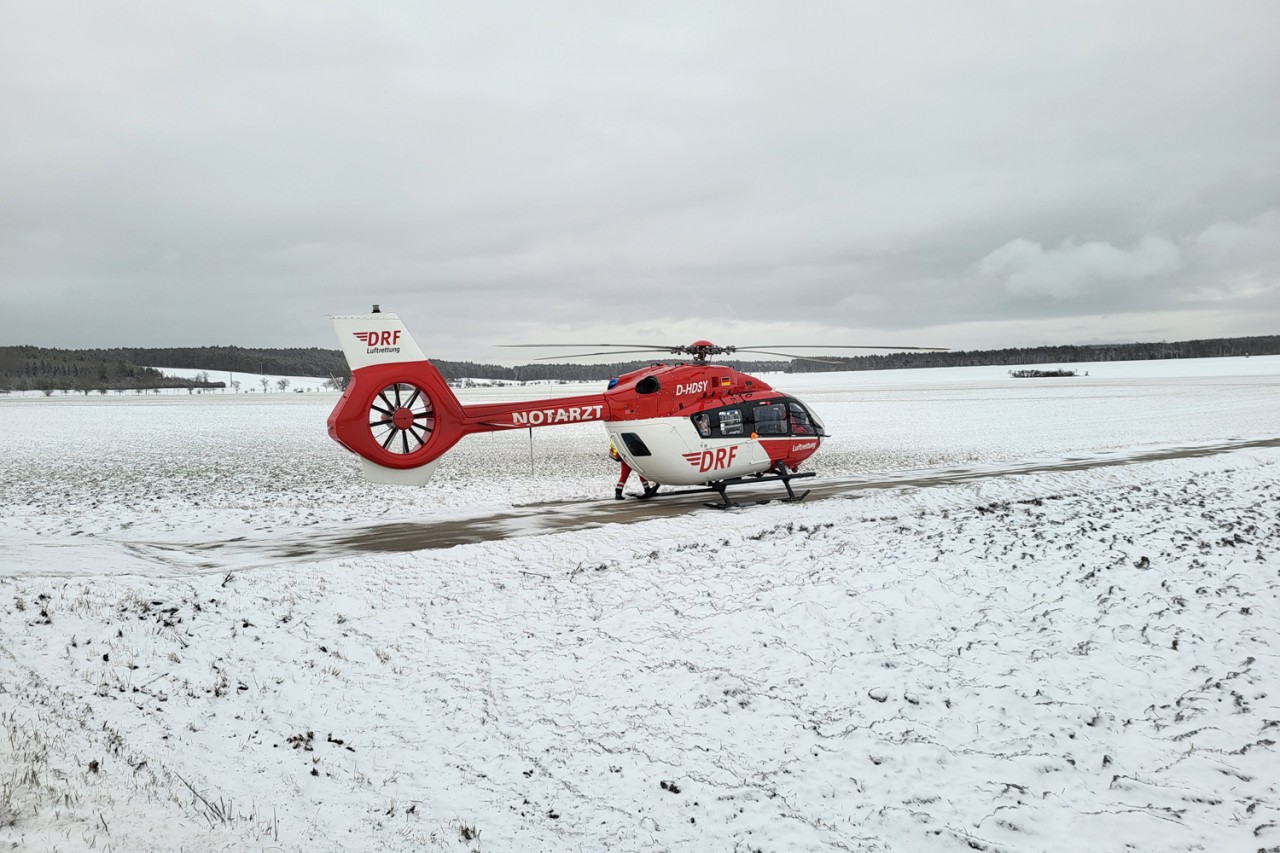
[1,1,1277,364]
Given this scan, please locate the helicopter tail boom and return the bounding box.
[327,312,611,486]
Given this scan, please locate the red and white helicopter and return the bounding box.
[326,309,944,506]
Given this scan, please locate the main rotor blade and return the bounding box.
[734,349,843,364]
[529,348,678,361]
[742,344,950,351]
[499,343,669,349]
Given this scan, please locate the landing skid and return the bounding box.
[632,470,816,509]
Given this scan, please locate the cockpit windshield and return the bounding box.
[688,396,824,439]
[787,400,822,435]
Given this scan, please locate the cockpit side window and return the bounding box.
[751,402,788,435]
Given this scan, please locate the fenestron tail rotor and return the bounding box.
[368,382,435,455]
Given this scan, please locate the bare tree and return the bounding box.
[260,377,269,393]
[230,379,241,393]
[276,378,291,393]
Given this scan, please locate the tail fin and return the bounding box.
[326,312,465,485]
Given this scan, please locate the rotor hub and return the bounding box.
[680,341,733,363]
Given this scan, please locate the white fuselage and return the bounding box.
[605,417,777,485]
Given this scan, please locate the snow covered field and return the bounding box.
[2,357,1278,852]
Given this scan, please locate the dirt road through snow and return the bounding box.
[124,436,1280,562]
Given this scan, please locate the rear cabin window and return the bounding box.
[620,432,652,456]
[718,409,743,436]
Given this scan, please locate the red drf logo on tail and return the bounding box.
[683,444,739,473]
[355,331,401,348]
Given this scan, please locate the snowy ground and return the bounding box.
[1,357,1278,852]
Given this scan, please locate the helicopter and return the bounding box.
[326,309,945,507]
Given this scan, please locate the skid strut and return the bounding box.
[705,467,813,509]
[630,467,815,508]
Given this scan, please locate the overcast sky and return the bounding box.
[2,1,1277,363]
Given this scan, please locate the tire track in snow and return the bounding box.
[330,436,1280,553]
[114,436,1280,570]
[13,436,1273,577]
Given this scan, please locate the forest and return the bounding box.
[1,335,1276,393]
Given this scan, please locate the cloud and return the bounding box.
[1,2,1277,355]
[980,236,1184,300]
[979,211,1279,314]
[1192,209,1280,266]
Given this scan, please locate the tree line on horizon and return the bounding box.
[784,335,1279,372]
[1,335,1276,394]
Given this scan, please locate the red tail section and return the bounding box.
[328,313,607,485]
